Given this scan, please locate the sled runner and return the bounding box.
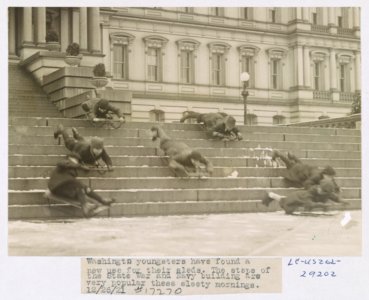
[44,190,110,217]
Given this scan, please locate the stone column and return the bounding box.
[9,8,16,55]
[88,7,101,53]
[321,8,328,25]
[353,7,360,28]
[60,8,69,52]
[353,7,360,37]
[303,46,311,88]
[328,7,338,35]
[329,48,337,91]
[35,7,46,46]
[355,51,361,92]
[328,7,335,26]
[296,45,304,87]
[295,7,302,21]
[79,7,88,52]
[302,8,309,22]
[22,7,33,45]
[72,8,80,43]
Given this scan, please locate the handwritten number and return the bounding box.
[300,271,306,277]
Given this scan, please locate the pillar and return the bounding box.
[355,51,361,92]
[35,7,46,46]
[60,8,69,52]
[88,7,101,53]
[353,7,360,28]
[295,7,302,20]
[9,8,16,54]
[296,45,304,87]
[302,8,309,22]
[328,7,335,26]
[79,7,88,52]
[303,46,311,87]
[72,8,80,43]
[22,7,33,45]
[329,49,337,91]
[322,8,328,26]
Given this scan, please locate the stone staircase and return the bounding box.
[8,117,361,219]
[8,63,62,117]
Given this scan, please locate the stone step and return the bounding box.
[8,144,361,159]
[8,135,361,151]
[9,126,362,143]
[9,154,362,168]
[8,166,361,179]
[8,117,361,136]
[8,177,361,191]
[8,198,361,219]
[8,188,361,206]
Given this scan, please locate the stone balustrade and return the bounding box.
[285,113,361,129]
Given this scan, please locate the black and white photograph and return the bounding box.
[3,0,369,298]
[6,5,362,258]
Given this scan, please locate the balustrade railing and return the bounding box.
[284,114,361,129]
[313,90,331,100]
[337,27,354,35]
[311,24,329,33]
[340,92,356,102]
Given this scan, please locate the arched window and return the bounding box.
[238,45,260,88]
[266,48,287,90]
[176,39,200,84]
[311,51,327,91]
[337,54,353,92]
[149,109,165,122]
[143,36,168,82]
[110,33,135,80]
[246,114,258,125]
[208,42,231,86]
[273,115,286,125]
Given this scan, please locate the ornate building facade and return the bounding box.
[8,7,361,125]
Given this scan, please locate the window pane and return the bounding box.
[113,44,127,79]
[181,50,193,84]
[272,60,279,89]
[148,47,160,81]
[242,56,251,87]
[340,65,345,91]
[244,8,248,19]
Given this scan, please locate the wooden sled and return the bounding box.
[292,210,339,217]
[44,190,110,217]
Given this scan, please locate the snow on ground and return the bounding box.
[8,211,361,256]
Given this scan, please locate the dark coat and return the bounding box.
[280,177,341,214]
[67,140,112,167]
[48,159,80,192]
[94,100,123,118]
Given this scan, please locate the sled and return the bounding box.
[81,99,123,129]
[44,190,110,216]
[292,210,339,217]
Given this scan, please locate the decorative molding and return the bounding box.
[238,45,260,57]
[176,39,200,52]
[208,42,231,54]
[337,53,354,64]
[266,47,288,60]
[109,32,135,51]
[143,35,169,49]
[310,51,326,62]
